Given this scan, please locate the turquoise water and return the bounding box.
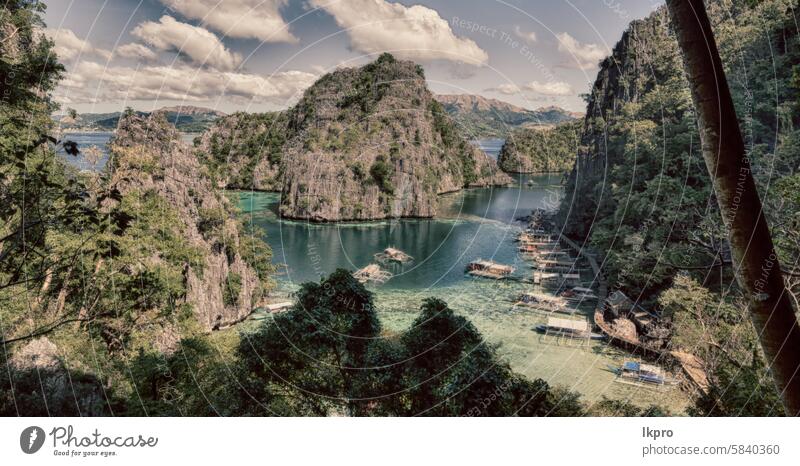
[237,171,692,411]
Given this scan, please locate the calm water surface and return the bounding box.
[238,145,692,411]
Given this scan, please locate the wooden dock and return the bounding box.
[559,233,710,395]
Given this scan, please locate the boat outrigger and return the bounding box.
[466,259,515,279]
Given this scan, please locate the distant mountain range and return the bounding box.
[56,105,226,133]
[434,94,582,138]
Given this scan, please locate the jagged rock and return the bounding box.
[10,337,60,370]
[108,112,264,331]
[8,338,107,416]
[279,54,510,221]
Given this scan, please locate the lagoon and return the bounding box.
[238,170,691,412]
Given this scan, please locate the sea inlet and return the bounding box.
[237,171,692,412]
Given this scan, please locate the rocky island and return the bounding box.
[196,53,512,221]
[497,120,581,174]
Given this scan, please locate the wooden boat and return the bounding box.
[466,259,514,279]
[353,264,392,284]
[613,361,677,386]
[265,301,293,313]
[559,286,599,303]
[532,258,585,272]
[514,292,571,313]
[374,247,413,264]
[517,231,554,243]
[532,272,581,287]
[249,301,293,320]
[534,317,606,340]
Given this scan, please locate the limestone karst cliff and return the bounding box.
[109,112,271,331]
[196,54,512,221]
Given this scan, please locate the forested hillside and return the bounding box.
[558,0,799,415]
[498,120,581,173]
[435,94,578,138]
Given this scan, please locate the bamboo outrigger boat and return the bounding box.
[534,317,606,340]
[466,259,515,279]
[514,292,572,313]
[517,231,554,243]
[559,286,599,303]
[611,361,678,386]
[532,271,581,287]
[532,258,584,272]
[374,247,413,264]
[353,264,393,284]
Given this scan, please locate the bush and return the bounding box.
[223,272,242,307]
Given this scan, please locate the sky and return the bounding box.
[42,0,664,114]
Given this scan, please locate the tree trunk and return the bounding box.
[665,0,800,415]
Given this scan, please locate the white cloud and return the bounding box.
[524,80,572,96]
[309,0,488,66]
[115,43,159,62]
[132,16,242,71]
[160,0,296,43]
[556,32,608,70]
[513,25,537,44]
[54,61,317,105]
[492,83,521,95]
[43,28,112,61]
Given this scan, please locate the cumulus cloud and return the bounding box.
[159,0,296,43]
[115,43,159,62]
[556,32,608,70]
[54,61,317,105]
[132,16,242,71]
[513,25,537,44]
[43,28,112,61]
[309,0,488,66]
[488,83,521,95]
[524,80,572,96]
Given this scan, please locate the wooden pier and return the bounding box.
[559,233,710,395]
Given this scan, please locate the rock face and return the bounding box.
[194,111,288,191]
[436,94,579,138]
[108,112,265,330]
[7,338,108,416]
[497,121,581,174]
[558,7,677,238]
[278,54,511,221]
